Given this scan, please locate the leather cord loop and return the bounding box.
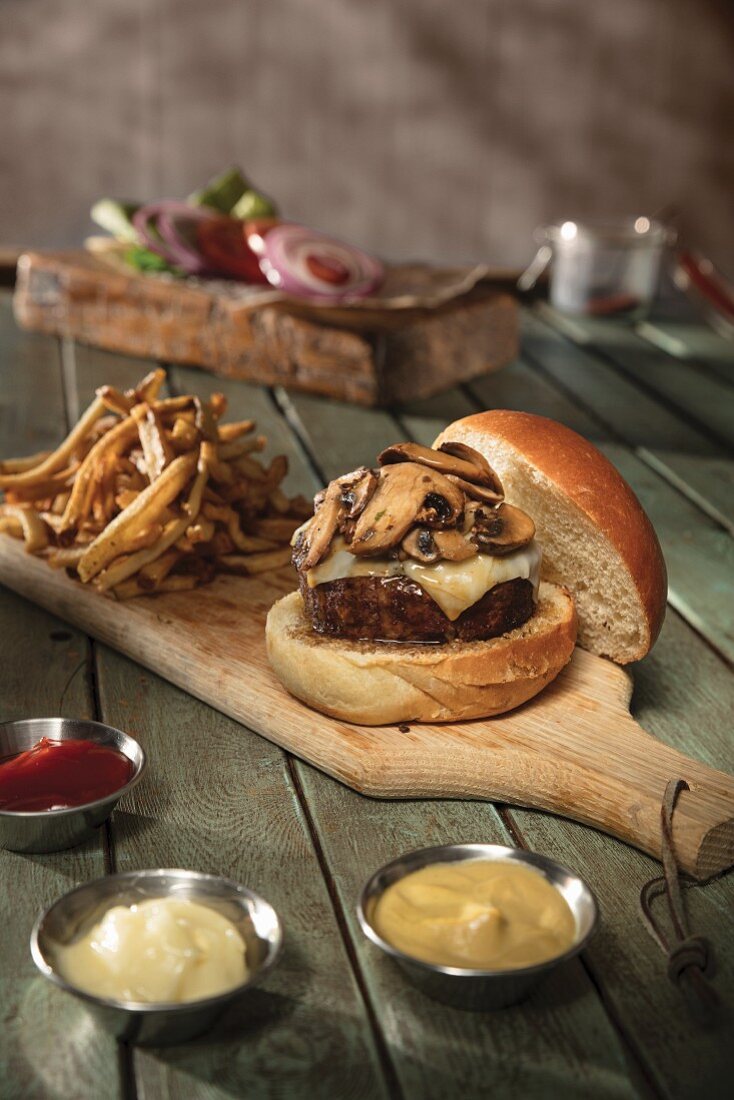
[639,778,720,1027]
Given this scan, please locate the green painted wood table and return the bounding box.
[1,289,732,1100]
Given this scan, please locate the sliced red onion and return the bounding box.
[258,223,384,300]
[132,201,221,273]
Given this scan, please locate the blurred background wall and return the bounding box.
[2,0,732,273]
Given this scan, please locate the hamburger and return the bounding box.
[266,411,667,725]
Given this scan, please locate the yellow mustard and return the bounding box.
[373,860,576,970]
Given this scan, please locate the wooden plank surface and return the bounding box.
[537,306,734,449]
[6,537,732,880]
[286,356,734,1099]
[3,290,734,1100]
[61,344,390,1099]
[95,646,389,1100]
[0,298,122,1100]
[635,318,734,387]
[522,309,734,534]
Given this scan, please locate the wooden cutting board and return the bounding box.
[12,251,517,407]
[1,535,732,881]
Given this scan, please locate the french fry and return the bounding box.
[46,545,87,570]
[170,417,200,452]
[0,505,49,552]
[208,456,235,484]
[138,549,181,587]
[93,446,210,591]
[5,467,78,502]
[97,385,134,417]
[268,488,292,514]
[115,488,140,510]
[0,449,51,476]
[1,370,304,595]
[78,450,198,582]
[58,414,140,533]
[0,515,23,537]
[218,435,266,460]
[218,547,292,574]
[218,419,255,443]
[251,516,303,540]
[133,403,175,480]
[0,396,105,490]
[129,368,166,404]
[185,518,216,544]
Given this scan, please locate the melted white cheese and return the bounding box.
[307,538,542,621]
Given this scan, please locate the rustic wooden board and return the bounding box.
[1,538,732,882]
[12,250,518,406]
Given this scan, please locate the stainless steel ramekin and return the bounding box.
[30,868,283,1045]
[0,717,146,853]
[358,842,598,1010]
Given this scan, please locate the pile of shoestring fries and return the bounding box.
[0,369,310,599]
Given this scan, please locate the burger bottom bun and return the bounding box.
[266,582,577,725]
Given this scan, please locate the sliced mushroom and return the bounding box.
[433,529,478,562]
[447,474,503,505]
[378,441,497,489]
[470,503,535,555]
[338,466,378,518]
[402,527,440,563]
[350,464,464,556]
[438,441,504,497]
[299,481,344,569]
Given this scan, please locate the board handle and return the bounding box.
[365,723,734,880]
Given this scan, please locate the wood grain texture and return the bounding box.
[636,318,734,387]
[93,646,389,1100]
[13,250,517,406]
[216,370,652,1099]
[523,309,734,534]
[0,297,120,1099]
[296,761,643,1100]
[508,609,734,1100]
[299,324,734,1096]
[0,537,731,881]
[539,307,734,450]
[53,341,393,1097]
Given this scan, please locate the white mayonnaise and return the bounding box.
[57,897,248,1004]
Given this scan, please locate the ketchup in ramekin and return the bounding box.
[0,737,134,812]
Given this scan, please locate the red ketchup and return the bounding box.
[0,737,133,812]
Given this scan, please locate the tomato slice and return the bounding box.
[196,219,269,283]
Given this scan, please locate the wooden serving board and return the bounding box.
[1,535,732,881]
[12,251,518,407]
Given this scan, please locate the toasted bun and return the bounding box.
[434,411,667,663]
[266,583,577,725]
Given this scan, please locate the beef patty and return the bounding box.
[298,573,535,643]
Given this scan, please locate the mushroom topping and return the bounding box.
[338,466,378,518]
[377,441,497,489]
[402,527,440,563]
[402,526,479,563]
[299,481,345,570]
[438,441,504,498]
[447,475,503,505]
[350,463,464,556]
[470,503,535,555]
[432,529,478,562]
